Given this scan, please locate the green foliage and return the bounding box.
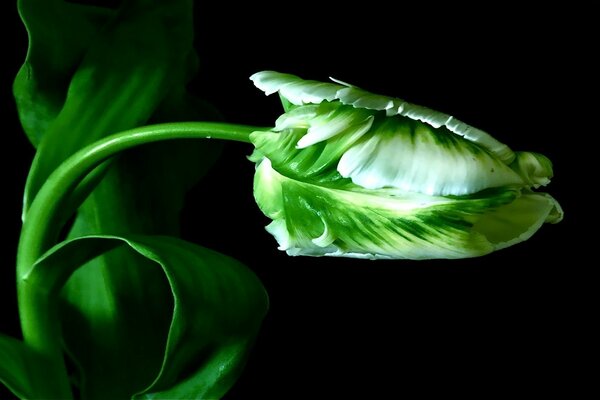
[27,235,268,399]
[3,1,267,399]
[250,71,563,259]
[0,334,47,399]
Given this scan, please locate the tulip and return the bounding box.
[250,71,562,259]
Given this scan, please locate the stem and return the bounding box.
[16,121,259,399]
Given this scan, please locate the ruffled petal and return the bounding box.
[338,118,524,196]
[250,71,339,105]
[253,159,544,260]
[251,103,374,183]
[251,71,515,163]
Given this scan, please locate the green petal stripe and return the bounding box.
[254,159,560,260]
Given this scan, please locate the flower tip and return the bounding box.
[329,77,353,87]
[250,71,292,96]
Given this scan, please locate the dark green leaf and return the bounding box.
[21,1,188,210]
[60,239,175,399]
[30,235,268,399]
[15,2,226,397]
[14,0,114,146]
[0,334,47,399]
[14,2,242,398]
[59,98,223,400]
[16,0,219,214]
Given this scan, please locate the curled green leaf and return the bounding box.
[25,234,268,399]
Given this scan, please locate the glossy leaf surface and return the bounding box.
[30,235,268,399]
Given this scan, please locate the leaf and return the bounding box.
[135,339,254,400]
[15,2,225,396]
[14,0,114,146]
[16,0,206,213]
[59,78,222,400]
[29,235,268,399]
[0,334,46,399]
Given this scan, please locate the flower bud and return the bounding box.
[250,71,562,259]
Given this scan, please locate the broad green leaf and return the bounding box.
[135,340,254,400]
[0,334,46,399]
[60,98,222,400]
[15,1,226,398]
[14,0,114,146]
[16,0,213,214]
[16,0,222,390]
[29,235,268,399]
[59,243,172,399]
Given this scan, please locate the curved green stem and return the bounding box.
[16,121,259,399]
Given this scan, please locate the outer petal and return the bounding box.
[335,85,515,164]
[473,192,563,250]
[250,71,515,163]
[255,101,525,196]
[250,71,339,104]
[251,103,374,184]
[253,159,562,260]
[338,118,524,196]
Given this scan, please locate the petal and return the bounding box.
[338,118,524,196]
[335,86,396,112]
[253,159,285,220]
[335,86,515,163]
[275,105,320,130]
[444,118,514,164]
[250,71,291,96]
[252,71,515,163]
[296,107,374,149]
[251,104,374,183]
[250,71,339,105]
[253,160,539,260]
[473,192,563,250]
[510,151,554,188]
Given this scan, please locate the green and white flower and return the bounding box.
[249,71,562,260]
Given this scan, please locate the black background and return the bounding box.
[1,1,584,398]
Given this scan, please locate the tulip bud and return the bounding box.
[249,71,562,259]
